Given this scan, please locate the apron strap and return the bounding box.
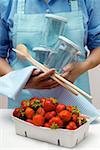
[17,0,25,14]
[69,0,79,11]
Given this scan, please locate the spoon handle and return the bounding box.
[12,48,78,96]
[28,55,92,100]
[27,54,79,96]
[12,48,92,100]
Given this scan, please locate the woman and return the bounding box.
[0,0,100,108]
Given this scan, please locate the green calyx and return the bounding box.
[50,123,59,129]
[31,100,42,110]
[72,106,80,115]
[77,117,87,126]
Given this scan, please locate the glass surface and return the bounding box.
[33,47,51,64]
[45,36,80,73]
[40,14,67,49]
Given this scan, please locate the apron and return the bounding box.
[8,0,90,108]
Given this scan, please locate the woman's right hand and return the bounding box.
[25,69,59,89]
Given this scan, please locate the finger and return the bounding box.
[61,71,71,79]
[48,83,59,89]
[38,77,59,87]
[39,82,59,89]
[32,69,41,75]
[44,79,59,86]
[66,75,74,83]
[36,69,55,81]
[39,79,58,87]
[32,69,43,77]
[43,84,59,89]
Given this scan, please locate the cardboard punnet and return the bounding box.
[12,116,90,148]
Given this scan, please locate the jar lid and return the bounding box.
[45,14,67,23]
[59,36,81,54]
[33,47,51,52]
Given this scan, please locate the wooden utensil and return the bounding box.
[12,44,92,100]
[14,45,78,96]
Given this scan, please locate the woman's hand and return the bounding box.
[25,69,59,89]
[61,62,87,83]
[61,47,100,83]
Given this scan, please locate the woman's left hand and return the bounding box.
[61,62,87,83]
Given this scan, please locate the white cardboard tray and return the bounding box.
[12,116,90,148]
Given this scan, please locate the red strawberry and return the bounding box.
[49,117,63,129]
[40,98,46,107]
[45,111,56,120]
[49,98,58,104]
[56,104,66,113]
[36,107,45,116]
[72,106,80,116]
[66,121,77,130]
[32,114,44,126]
[66,105,73,112]
[44,122,50,128]
[30,97,39,105]
[13,108,26,120]
[30,99,42,111]
[44,99,56,112]
[13,108,24,119]
[13,108,20,117]
[21,100,30,109]
[77,116,87,127]
[72,114,78,122]
[66,105,80,116]
[30,97,39,101]
[59,110,71,122]
[25,107,35,119]
[26,119,33,124]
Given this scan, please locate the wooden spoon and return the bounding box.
[13,44,79,96]
[13,44,92,100]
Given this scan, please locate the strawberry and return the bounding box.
[32,114,44,126]
[49,117,63,129]
[20,108,26,120]
[44,99,56,112]
[45,111,56,120]
[49,98,58,105]
[30,99,42,111]
[77,116,87,127]
[30,97,39,101]
[13,108,20,117]
[21,100,30,109]
[44,122,50,128]
[30,97,39,105]
[58,110,71,122]
[72,106,80,116]
[66,121,77,130]
[13,108,19,117]
[66,105,73,112]
[66,105,80,115]
[40,98,47,107]
[26,119,33,124]
[56,104,66,113]
[25,107,35,119]
[72,114,78,122]
[36,107,45,116]
[13,108,26,120]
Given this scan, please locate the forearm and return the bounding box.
[0,58,13,76]
[82,47,100,72]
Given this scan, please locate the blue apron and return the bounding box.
[8,0,90,108]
